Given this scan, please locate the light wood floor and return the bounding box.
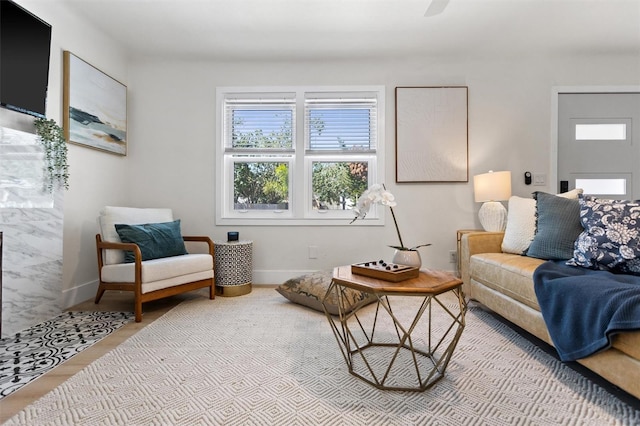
[0,289,211,423]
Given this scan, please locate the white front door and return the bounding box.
[557,92,640,199]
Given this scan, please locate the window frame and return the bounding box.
[215,85,386,226]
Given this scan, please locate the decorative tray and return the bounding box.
[351,260,419,282]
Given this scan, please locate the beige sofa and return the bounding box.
[460,231,640,400]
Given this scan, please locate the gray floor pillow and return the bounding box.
[276,270,376,315]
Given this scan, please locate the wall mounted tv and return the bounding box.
[0,0,52,118]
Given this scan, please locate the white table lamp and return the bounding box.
[473,170,512,232]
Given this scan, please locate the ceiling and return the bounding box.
[59,0,640,61]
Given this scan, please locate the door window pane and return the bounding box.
[575,124,627,141]
[575,178,626,195]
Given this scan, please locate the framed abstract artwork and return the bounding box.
[395,86,468,182]
[63,51,127,156]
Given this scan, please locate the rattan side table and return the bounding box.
[213,240,253,296]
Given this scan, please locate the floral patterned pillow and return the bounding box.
[276,270,376,315]
[567,195,640,275]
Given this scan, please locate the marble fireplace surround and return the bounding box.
[0,109,64,338]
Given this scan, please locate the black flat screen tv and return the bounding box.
[0,0,52,118]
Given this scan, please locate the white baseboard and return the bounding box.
[63,268,457,307]
[62,270,307,308]
[252,269,458,285]
[251,268,459,285]
[62,279,99,309]
[252,269,315,285]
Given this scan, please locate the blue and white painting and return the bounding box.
[65,52,127,155]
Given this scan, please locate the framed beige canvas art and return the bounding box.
[395,86,468,183]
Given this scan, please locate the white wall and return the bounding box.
[125,54,640,285]
[13,0,640,307]
[14,1,130,306]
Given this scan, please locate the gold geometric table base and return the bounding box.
[322,277,466,392]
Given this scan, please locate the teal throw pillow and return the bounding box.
[115,220,188,263]
[525,191,582,260]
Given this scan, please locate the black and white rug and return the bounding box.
[0,311,133,399]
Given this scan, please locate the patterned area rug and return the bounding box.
[5,288,640,425]
[0,311,133,399]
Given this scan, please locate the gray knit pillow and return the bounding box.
[525,191,583,260]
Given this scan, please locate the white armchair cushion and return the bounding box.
[99,206,174,265]
[100,253,214,294]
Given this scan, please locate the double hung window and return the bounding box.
[216,86,385,225]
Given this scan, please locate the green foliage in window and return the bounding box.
[312,162,368,210]
[234,162,289,206]
[263,164,289,202]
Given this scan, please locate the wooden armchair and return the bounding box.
[95,206,215,322]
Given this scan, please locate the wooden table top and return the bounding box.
[332,265,462,295]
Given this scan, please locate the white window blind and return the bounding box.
[224,96,295,150]
[305,96,377,151]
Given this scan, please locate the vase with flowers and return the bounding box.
[350,184,430,268]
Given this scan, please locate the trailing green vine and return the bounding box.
[34,118,69,192]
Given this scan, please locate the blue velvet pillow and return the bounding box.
[525,191,583,260]
[567,196,640,275]
[115,220,187,263]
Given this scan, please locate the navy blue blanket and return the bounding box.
[533,260,640,361]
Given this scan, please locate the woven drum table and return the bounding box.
[213,240,253,296]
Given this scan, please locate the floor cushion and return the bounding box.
[276,270,376,315]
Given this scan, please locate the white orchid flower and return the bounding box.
[350,183,430,251]
[379,190,397,207]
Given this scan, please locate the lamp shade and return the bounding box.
[473,171,512,232]
[473,171,512,202]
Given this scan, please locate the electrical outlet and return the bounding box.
[449,250,457,264]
